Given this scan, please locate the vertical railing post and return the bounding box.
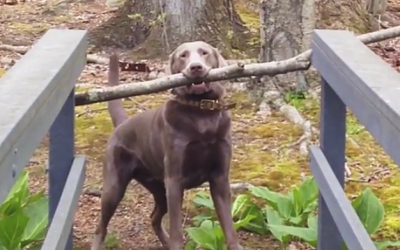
[318,78,346,250]
[49,88,75,250]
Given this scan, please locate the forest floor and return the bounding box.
[2,0,400,249]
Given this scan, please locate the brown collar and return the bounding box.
[173,97,236,111]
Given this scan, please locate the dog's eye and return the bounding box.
[202,51,208,55]
[180,53,186,58]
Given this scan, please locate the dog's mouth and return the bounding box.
[186,82,210,94]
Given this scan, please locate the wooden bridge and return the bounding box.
[0,28,399,250]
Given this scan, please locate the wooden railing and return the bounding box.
[310,29,400,250]
[0,29,87,250]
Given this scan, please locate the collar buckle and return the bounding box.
[200,99,217,110]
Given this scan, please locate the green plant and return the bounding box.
[0,170,48,250]
[185,215,254,250]
[267,187,400,250]
[188,180,400,250]
[191,192,268,234]
[352,188,400,250]
[246,177,318,247]
[250,177,318,227]
[104,234,119,249]
[185,220,226,250]
[284,90,307,110]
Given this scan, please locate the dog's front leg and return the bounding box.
[164,155,184,250]
[210,141,240,250]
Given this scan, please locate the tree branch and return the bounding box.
[74,25,400,106]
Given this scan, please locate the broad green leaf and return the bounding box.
[21,197,49,247]
[304,200,318,214]
[200,220,214,231]
[24,190,46,207]
[184,240,197,250]
[265,206,289,243]
[212,224,225,241]
[0,208,29,250]
[352,188,384,234]
[291,188,303,216]
[298,178,318,207]
[240,201,268,234]
[276,196,294,220]
[307,215,317,230]
[185,227,216,250]
[249,186,284,211]
[192,192,215,210]
[192,214,213,226]
[288,216,303,225]
[375,240,400,250]
[234,214,255,231]
[290,178,318,218]
[0,198,21,217]
[268,224,317,247]
[352,191,363,210]
[231,194,251,218]
[0,171,30,216]
[2,170,29,204]
[265,206,284,225]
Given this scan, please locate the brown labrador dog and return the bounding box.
[91,41,240,250]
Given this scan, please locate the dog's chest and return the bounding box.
[191,116,221,143]
[180,141,218,189]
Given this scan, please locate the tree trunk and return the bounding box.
[89,0,254,60]
[256,0,373,96]
[258,0,315,95]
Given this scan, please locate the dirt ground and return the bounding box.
[1,0,400,249]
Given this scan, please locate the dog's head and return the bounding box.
[165,41,227,96]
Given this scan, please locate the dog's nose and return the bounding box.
[190,63,203,72]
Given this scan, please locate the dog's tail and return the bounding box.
[107,54,128,127]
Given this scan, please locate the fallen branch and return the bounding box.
[73,25,400,106]
[263,90,313,156]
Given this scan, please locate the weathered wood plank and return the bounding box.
[310,146,377,250]
[312,29,400,167]
[0,29,87,203]
[41,155,86,250]
[49,89,76,250]
[317,78,346,250]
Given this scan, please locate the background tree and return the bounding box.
[89,0,259,59]
[258,0,374,96]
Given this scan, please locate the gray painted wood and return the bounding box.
[0,29,87,203]
[41,155,86,250]
[310,146,377,250]
[312,29,400,167]
[49,89,76,250]
[316,78,346,250]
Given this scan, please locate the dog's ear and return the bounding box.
[212,47,228,68]
[165,48,178,75]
